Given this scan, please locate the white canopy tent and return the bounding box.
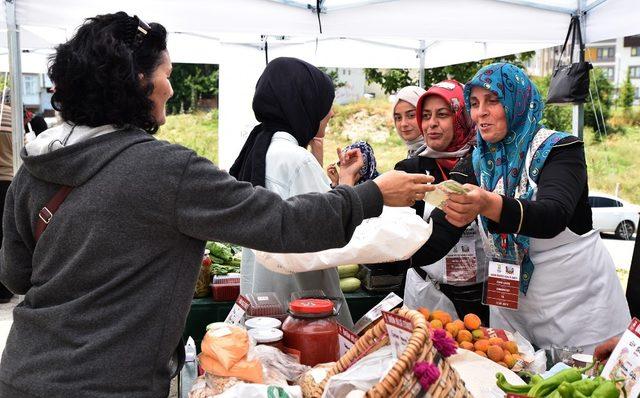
[2,0,640,168]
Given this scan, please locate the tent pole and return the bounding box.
[5,0,24,173]
[571,1,585,139]
[418,40,425,88]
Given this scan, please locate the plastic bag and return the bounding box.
[322,346,395,398]
[214,383,303,398]
[252,345,310,382]
[255,207,431,274]
[448,349,525,398]
[403,268,457,316]
[201,323,250,370]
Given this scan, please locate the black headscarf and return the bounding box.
[229,57,335,187]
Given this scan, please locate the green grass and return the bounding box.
[584,126,640,204]
[156,110,219,164]
[158,105,640,206]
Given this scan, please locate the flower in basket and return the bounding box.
[413,361,440,390]
[431,328,457,358]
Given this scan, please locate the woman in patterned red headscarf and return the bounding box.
[396,80,489,325]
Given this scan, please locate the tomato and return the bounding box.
[201,255,212,267]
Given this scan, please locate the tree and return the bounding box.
[167,64,219,114]
[533,75,572,132]
[363,68,414,95]
[364,52,535,94]
[618,71,635,110]
[319,67,346,89]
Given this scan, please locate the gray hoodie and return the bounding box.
[0,127,382,398]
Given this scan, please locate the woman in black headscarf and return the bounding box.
[231,57,363,327]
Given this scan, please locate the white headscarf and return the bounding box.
[392,86,426,157]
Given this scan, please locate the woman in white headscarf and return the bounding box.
[392,86,426,158]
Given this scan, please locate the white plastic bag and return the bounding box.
[403,268,458,316]
[322,346,395,398]
[255,207,432,274]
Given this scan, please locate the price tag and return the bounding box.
[337,323,359,357]
[383,311,413,359]
[224,295,250,325]
[485,260,520,310]
[601,317,640,398]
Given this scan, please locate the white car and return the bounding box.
[588,192,640,240]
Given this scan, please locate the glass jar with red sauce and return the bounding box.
[282,298,339,366]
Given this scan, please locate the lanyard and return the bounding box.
[435,161,449,182]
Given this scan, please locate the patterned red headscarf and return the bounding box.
[416,80,474,170]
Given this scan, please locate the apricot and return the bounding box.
[471,329,486,340]
[474,350,488,358]
[430,319,443,329]
[445,322,459,338]
[463,313,481,330]
[489,337,505,346]
[474,339,490,352]
[503,353,517,368]
[456,329,473,344]
[431,310,453,326]
[452,320,465,331]
[417,307,430,320]
[487,345,505,362]
[502,340,519,355]
[459,341,475,351]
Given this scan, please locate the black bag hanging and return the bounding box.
[547,15,593,104]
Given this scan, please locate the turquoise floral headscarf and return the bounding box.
[464,63,569,294]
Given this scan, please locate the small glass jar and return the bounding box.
[282,298,339,366]
[248,328,285,351]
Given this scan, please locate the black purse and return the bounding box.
[547,16,593,104]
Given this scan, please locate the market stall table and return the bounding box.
[183,290,389,348]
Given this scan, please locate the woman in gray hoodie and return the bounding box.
[0,12,433,398]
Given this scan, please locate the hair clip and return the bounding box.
[131,15,151,50]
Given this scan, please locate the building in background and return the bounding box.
[527,35,640,104]
[22,72,54,114]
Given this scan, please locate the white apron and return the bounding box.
[490,131,630,354]
[404,202,487,313]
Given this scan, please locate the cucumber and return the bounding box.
[340,277,361,293]
[338,264,360,279]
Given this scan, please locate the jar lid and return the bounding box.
[244,317,282,330]
[248,328,283,343]
[289,298,334,315]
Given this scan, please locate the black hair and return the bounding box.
[48,12,167,133]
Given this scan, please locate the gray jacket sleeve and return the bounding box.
[0,184,32,294]
[174,153,383,252]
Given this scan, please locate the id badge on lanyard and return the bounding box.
[444,226,478,284]
[483,234,521,310]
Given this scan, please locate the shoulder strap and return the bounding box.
[35,186,74,242]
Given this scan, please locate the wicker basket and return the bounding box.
[311,308,474,398]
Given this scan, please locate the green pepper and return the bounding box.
[547,391,562,398]
[527,368,582,397]
[570,377,603,396]
[591,380,620,398]
[557,381,574,398]
[531,374,544,386]
[495,372,533,394]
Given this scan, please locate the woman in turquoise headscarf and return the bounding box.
[439,63,630,353]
